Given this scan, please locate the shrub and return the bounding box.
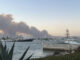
[0,42,32,60]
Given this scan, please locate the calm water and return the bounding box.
[3,40,54,60]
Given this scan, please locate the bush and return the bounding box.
[0,42,32,60]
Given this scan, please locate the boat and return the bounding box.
[64,39,80,44]
[42,29,80,51]
[15,39,34,42]
[13,35,34,42]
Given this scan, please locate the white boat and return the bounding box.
[64,39,80,44]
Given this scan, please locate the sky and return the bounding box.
[0,0,80,36]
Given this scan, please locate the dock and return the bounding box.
[43,44,80,51]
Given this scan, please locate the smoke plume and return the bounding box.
[0,14,52,38]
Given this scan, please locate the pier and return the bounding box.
[43,44,80,51]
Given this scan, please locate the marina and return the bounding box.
[0,30,80,60]
[43,29,80,51]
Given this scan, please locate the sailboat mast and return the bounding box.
[66,29,70,39]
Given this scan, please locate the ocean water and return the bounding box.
[3,40,53,60]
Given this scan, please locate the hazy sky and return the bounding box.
[0,0,80,36]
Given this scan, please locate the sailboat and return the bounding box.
[64,29,80,44]
[43,29,80,50]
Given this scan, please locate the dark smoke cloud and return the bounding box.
[0,14,52,38]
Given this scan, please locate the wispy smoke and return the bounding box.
[0,14,52,38]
